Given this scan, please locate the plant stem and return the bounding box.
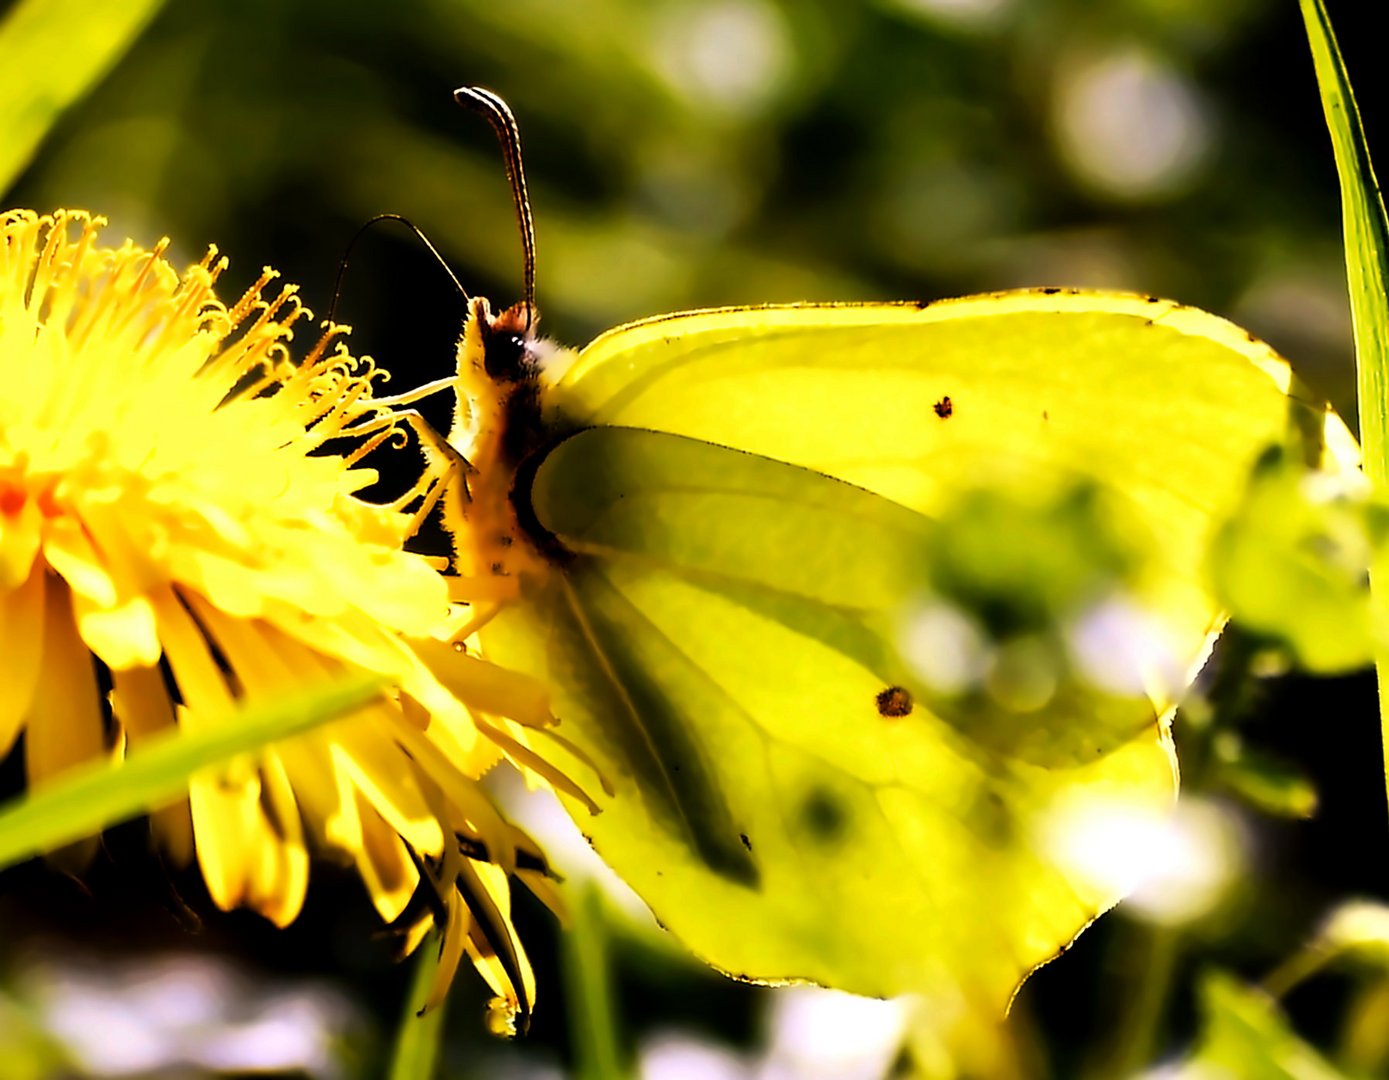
[1262,943,1331,1000]
[1103,924,1181,1080]
[563,882,627,1080]
[388,938,447,1080]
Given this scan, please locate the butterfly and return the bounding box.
[405,86,1355,1010]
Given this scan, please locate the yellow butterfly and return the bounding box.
[398,86,1354,1010]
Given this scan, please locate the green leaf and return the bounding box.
[0,0,170,195]
[1179,970,1362,1080]
[1210,733,1319,820]
[1209,449,1385,673]
[0,674,383,870]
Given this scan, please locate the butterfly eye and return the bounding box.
[483,330,532,382]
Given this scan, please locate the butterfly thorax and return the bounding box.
[445,296,566,593]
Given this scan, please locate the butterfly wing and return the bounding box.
[479,291,1353,1005]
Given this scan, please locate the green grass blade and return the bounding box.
[0,675,384,870]
[1299,1,1389,473]
[388,941,447,1080]
[0,0,170,194]
[1299,0,1389,818]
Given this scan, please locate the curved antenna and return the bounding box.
[454,85,536,331]
[326,212,469,328]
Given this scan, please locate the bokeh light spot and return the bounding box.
[650,0,793,119]
[762,987,911,1079]
[1053,48,1212,200]
[1044,796,1244,925]
[885,0,1016,32]
[901,601,989,694]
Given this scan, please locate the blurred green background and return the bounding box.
[3,0,1388,1076]
[5,0,1384,412]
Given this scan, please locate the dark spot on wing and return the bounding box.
[875,685,914,718]
[740,833,752,851]
[799,787,848,844]
[914,298,933,309]
[1042,410,1049,421]
[1146,295,1161,304]
[933,396,953,419]
[1041,287,1061,295]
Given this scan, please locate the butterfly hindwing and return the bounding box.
[482,424,1177,998]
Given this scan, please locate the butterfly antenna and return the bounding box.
[326,213,469,328]
[454,86,537,332]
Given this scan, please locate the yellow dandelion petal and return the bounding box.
[39,515,118,607]
[355,796,421,923]
[397,758,554,1028]
[24,573,114,868]
[399,914,434,959]
[0,490,44,588]
[412,637,554,729]
[191,596,445,839]
[328,730,447,856]
[391,723,517,859]
[461,858,536,1034]
[426,899,472,1015]
[109,663,195,865]
[72,593,162,671]
[0,563,45,752]
[0,209,574,1023]
[245,749,310,929]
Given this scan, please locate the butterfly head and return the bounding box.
[481,300,543,383]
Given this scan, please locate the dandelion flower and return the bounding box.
[0,209,569,1031]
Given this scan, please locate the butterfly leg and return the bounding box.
[341,407,476,537]
[390,409,477,536]
[370,376,459,410]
